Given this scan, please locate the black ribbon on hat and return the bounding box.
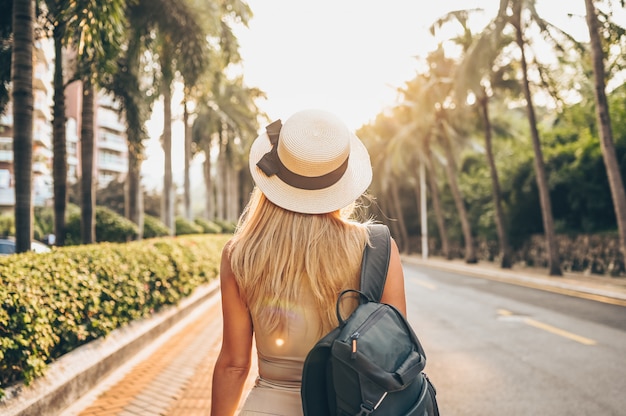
[256,119,349,190]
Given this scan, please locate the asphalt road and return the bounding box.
[403,263,626,416]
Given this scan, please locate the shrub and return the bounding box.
[194,218,223,234]
[213,219,237,234]
[65,206,139,245]
[0,234,229,397]
[0,214,14,237]
[175,217,203,236]
[143,215,171,239]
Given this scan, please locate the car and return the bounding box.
[0,238,52,255]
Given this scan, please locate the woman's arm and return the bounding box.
[211,243,254,416]
[380,238,407,316]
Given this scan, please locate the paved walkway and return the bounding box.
[61,294,258,416]
[59,257,626,415]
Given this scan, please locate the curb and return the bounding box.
[0,279,221,416]
[402,256,626,306]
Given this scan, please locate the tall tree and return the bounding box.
[39,0,72,246]
[11,0,35,253]
[145,0,211,234]
[509,1,561,275]
[463,0,577,275]
[423,46,477,263]
[433,9,515,268]
[584,0,626,265]
[66,0,126,244]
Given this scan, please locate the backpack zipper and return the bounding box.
[349,305,388,359]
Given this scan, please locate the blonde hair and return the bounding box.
[229,187,370,335]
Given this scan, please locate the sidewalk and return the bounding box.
[402,255,626,307]
[60,289,258,416]
[57,257,626,415]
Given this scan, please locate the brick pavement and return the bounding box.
[65,296,257,416]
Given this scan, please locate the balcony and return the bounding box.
[0,187,15,207]
[33,130,52,149]
[33,161,51,175]
[98,134,127,153]
[34,100,52,121]
[34,70,50,94]
[98,158,127,174]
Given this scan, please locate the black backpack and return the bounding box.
[301,224,439,416]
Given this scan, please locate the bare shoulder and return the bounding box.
[220,239,236,282]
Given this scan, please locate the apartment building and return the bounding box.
[0,40,128,215]
[0,39,54,214]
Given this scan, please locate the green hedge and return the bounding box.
[0,234,229,397]
[175,217,203,236]
[143,215,170,239]
[65,206,139,245]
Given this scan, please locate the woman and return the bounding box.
[211,109,407,415]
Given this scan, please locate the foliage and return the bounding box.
[0,234,229,396]
[65,206,139,245]
[175,217,203,236]
[143,215,170,239]
[0,214,14,237]
[96,177,126,216]
[213,219,237,234]
[194,217,223,234]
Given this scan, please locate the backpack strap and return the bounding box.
[359,224,391,302]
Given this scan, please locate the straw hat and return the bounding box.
[249,109,372,214]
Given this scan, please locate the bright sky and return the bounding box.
[141,0,590,190]
[233,0,492,130]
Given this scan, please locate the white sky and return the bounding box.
[141,0,590,190]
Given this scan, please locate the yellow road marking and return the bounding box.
[411,278,437,290]
[498,309,597,346]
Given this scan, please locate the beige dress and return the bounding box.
[238,289,325,416]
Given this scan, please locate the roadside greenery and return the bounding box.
[0,234,229,397]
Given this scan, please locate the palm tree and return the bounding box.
[66,0,126,244]
[509,1,561,275]
[11,0,35,253]
[584,0,626,265]
[147,0,212,234]
[433,9,515,268]
[421,46,477,263]
[393,76,452,258]
[462,0,576,275]
[49,1,69,246]
[180,0,252,223]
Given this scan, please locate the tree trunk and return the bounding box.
[161,53,174,234]
[414,162,428,259]
[227,164,239,222]
[52,23,67,246]
[585,0,626,266]
[514,14,562,276]
[202,140,214,220]
[11,0,34,253]
[123,29,144,237]
[183,97,192,221]
[479,95,512,268]
[126,150,143,239]
[440,123,476,263]
[216,126,226,220]
[389,180,409,253]
[80,80,96,244]
[424,146,450,259]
